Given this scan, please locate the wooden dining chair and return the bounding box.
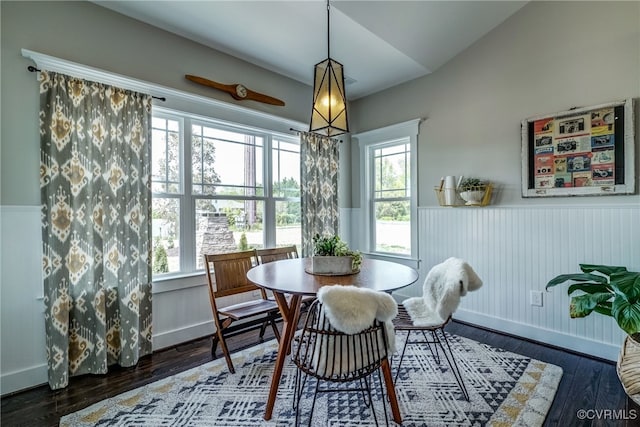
[255,245,299,264]
[204,249,281,373]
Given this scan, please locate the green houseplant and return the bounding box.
[546,264,640,403]
[458,178,486,192]
[312,233,362,273]
[546,264,640,336]
[458,178,487,206]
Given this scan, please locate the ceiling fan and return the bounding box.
[185,74,285,106]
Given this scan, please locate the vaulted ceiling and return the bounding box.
[93,1,527,100]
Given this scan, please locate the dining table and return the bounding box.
[246,257,419,423]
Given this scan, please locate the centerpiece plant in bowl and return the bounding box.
[310,233,362,275]
[546,264,640,403]
[458,178,488,205]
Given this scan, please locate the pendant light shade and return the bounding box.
[309,1,349,137]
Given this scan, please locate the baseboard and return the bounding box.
[392,290,622,361]
[1,322,216,396]
[453,309,621,362]
[152,320,215,351]
[1,364,48,396]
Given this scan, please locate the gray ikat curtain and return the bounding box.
[300,132,339,256]
[39,71,153,389]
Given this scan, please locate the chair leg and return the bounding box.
[293,367,301,410]
[294,371,310,425]
[307,379,321,427]
[269,312,281,342]
[437,329,469,401]
[216,329,235,374]
[426,330,441,364]
[393,330,411,383]
[360,377,372,407]
[363,376,380,427]
[259,321,268,340]
[211,335,219,358]
[376,369,389,427]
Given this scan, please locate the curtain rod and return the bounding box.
[27,65,166,101]
[289,127,343,143]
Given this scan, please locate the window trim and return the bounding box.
[354,119,421,260]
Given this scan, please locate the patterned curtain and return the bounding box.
[300,132,339,256]
[39,71,153,389]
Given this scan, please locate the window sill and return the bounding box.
[152,271,207,294]
[362,252,421,269]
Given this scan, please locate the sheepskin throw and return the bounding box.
[403,257,483,327]
[311,286,398,376]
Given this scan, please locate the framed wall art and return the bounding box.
[521,98,635,197]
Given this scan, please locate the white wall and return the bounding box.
[349,1,640,362]
[350,1,640,207]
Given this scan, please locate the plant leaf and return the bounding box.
[546,273,608,290]
[579,264,628,275]
[593,302,613,317]
[566,283,612,296]
[610,272,640,302]
[569,293,613,318]
[612,295,640,335]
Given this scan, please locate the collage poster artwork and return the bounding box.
[533,108,615,189]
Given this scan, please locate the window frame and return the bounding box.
[151,106,301,279]
[355,119,420,260]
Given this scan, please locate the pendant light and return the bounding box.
[309,0,349,137]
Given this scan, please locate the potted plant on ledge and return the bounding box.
[546,264,640,403]
[309,234,362,275]
[458,178,488,206]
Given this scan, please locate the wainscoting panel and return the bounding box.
[1,206,47,395]
[408,205,639,360]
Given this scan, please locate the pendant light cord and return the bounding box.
[326,0,331,59]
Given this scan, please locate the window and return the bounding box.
[272,138,301,248]
[373,142,411,254]
[355,119,420,258]
[151,115,183,274]
[151,109,301,277]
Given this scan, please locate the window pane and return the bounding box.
[374,143,409,198]
[152,198,180,274]
[192,124,264,196]
[275,200,301,250]
[273,139,300,197]
[152,118,181,194]
[374,200,410,255]
[195,198,265,269]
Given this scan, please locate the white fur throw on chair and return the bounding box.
[311,286,398,376]
[318,285,398,353]
[403,257,483,327]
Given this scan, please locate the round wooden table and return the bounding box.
[247,258,419,422]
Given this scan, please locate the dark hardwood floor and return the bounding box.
[2,320,637,426]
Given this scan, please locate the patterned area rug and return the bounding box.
[60,333,562,426]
